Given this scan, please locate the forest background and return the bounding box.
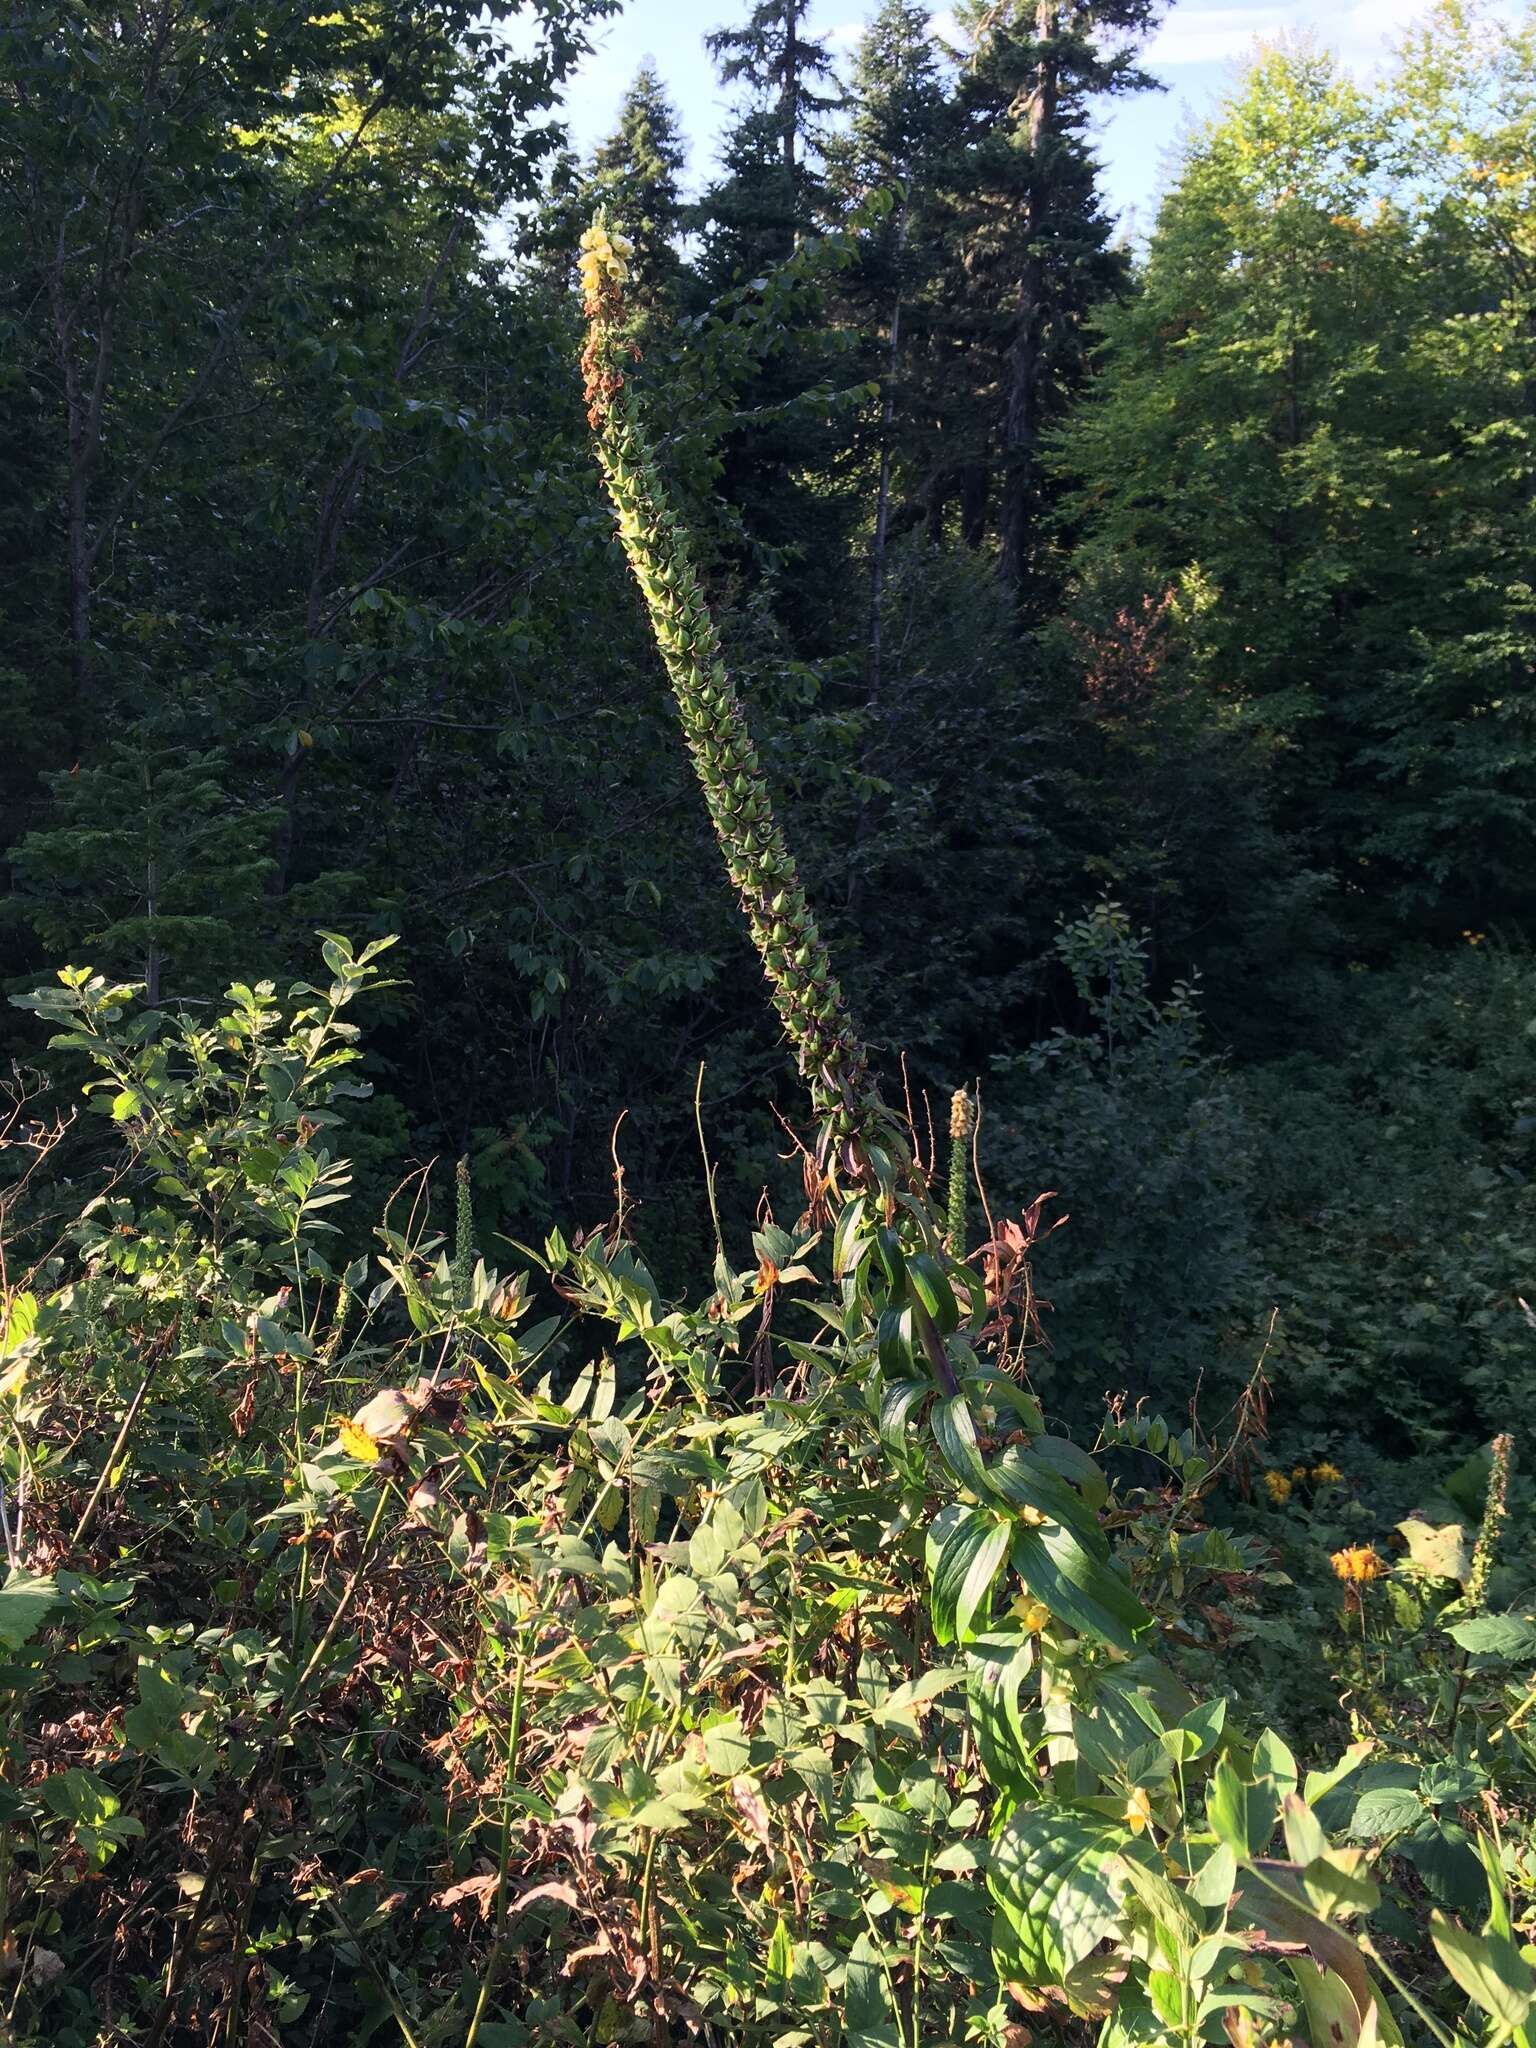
[3,0,1535,1494]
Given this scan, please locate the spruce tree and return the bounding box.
[828,0,950,888]
[588,64,688,312]
[699,0,842,280]
[933,0,1160,598]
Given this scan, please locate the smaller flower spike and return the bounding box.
[578,213,901,1183]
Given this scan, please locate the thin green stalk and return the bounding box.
[323,1891,426,2048]
[71,1325,177,1551]
[461,1656,527,2048]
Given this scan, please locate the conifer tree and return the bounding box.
[706,0,841,188]
[699,0,842,280]
[933,0,1160,597]
[588,64,688,311]
[828,0,950,881]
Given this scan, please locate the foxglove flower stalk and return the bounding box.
[579,216,893,1176]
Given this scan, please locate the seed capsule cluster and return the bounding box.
[578,218,888,1172]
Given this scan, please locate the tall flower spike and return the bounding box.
[945,1088,973,1252]
[579,213,898,1182]
[1467,1432,1514,1615]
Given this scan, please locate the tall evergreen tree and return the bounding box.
[930,0,1160,597]
[699,0,842,279]
[827,0,950,865]
[706,0,841,187]
[588,63,688,310]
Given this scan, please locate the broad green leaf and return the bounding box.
[765,1915,794,1986]
[989,1445,1110,1556]
[929,1507,1010,1645]
[966,1633,1036,1798]
[1444,1613,1536,1661]
[0,1569,60,1651]
[1304,1741,1374,1811]
[1207,1760,1279,1860]
[931,1393,990,1494]
[1290,1957,1368,2047]
[907,1252,959,1334]
[1430,1913,1535,2028]
[701,1716,751,1775]
[1252,1729,1298,1795]
[1121,1854,1202,1951]
[1283,1794,1326,1869]
[1011,1522,1150,1653]
[1167,1696,1227,1764]
[1023,1432,1109,1508]
[1190,1842,1238,1908]
[878,1378,928,1459]
[1301,1847,1380,1921]
[1401,1818,1484,1910]
[989,1807,1131,1985]
[1395,1518,1471,1583]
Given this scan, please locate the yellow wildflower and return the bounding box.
[1330,1545,1385,1584]
[1311,1461,1343,1485]
[577,222,632,298]
[1011,1595,1051,1632]
[1124,1787,1154,1835]
[1262,1471,1292,1505]
[1291,1464,1309,1480]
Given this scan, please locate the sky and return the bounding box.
[551,0,1437,229]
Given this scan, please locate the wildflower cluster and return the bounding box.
[1262,1459,1344,1505]
[1331,1544,1386,1583]
[577,219,631,299]
[578,211,892,1171]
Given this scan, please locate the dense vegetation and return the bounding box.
[2,0,1536,2041]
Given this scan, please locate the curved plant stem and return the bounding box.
[578,216,901,1184]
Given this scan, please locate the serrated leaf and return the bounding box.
[1444,1613,1536,1661]
[0,1569,60,1651]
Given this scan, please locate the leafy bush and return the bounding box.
[1246,945,1536,1452]
[985,902,1257,1419]
[3,945,1534,2045]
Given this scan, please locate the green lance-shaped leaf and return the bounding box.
[928,1504,1011,1645]
[577,213,896,1174]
